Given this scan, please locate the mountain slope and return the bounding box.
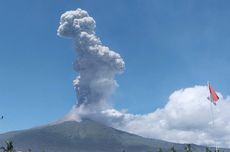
[0,119,228,152]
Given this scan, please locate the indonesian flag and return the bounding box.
[208,82,219,105]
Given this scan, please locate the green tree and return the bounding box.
[0,141,15,152]
[157,147,163,152]
[214,149,220,152]
[184,144,192,152]
[206,147,212,152]
[171,146,176,152]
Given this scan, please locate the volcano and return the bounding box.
[0,119,228,152]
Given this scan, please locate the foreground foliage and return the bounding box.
[0,141,226,152]
[0,141,15,152]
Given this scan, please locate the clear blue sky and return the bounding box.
[0,0,230,133]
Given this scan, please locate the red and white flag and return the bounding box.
[208,82,219,105]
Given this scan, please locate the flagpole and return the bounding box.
[209,99,218,152]
[207,81,218,152]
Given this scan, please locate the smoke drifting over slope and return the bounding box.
[57,9,230,148]
[57,9,125,110]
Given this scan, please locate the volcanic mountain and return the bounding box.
[0,119,228,152]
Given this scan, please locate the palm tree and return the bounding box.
[184,144,192,152]
[157,147,163,152]
[206,147,212,152]
[0,141,15,152]
[171,146,176,152]
[215,149,220,152]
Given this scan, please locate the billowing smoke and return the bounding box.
[57,9,230,148]
[57,9,125,111]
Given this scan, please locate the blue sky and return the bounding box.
[0,0,230,133]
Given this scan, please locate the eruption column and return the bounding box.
[57,9,125,110]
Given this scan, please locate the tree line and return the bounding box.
[0,141,225,152]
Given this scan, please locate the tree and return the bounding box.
[0,141,15,152]
[171,146,176,152]
[184,144,192,152]
[206,147,212,152]
[214,149,220,152]
[157,147,163,152]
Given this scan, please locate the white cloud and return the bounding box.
[63,85,230,148]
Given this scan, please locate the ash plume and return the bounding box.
[57,9,125,111]
[56,9,230,147]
